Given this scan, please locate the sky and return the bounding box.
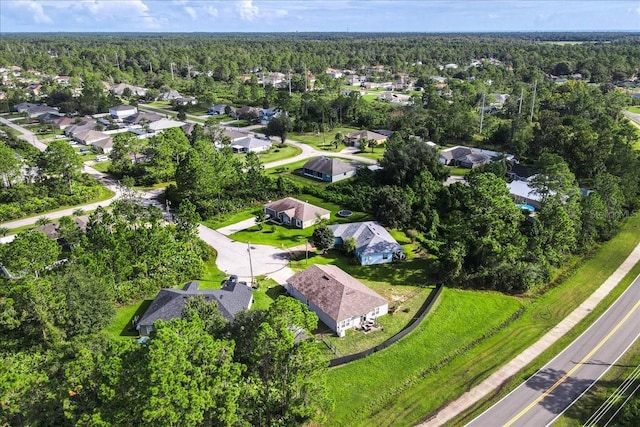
[0,0,639,33]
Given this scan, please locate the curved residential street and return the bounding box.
[420,242,640,427]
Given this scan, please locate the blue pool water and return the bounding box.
[517,203,535,212]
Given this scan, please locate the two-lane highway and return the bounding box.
[468,275,640,427]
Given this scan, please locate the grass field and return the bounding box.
[265,159,334,187]
[448,167,471,176]
[325,288,523,427]
[353,149,385,161]
[202,206,261,230]
[322,212,640,426]
[625,106,640,114]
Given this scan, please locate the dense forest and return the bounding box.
[1,33,640,426]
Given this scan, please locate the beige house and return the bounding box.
[345,130,388,148]
[264,197,330,229]
[286,264,388,337]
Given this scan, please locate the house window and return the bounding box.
[383,253,389,260]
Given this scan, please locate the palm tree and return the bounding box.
[0,227,9,237]
[73,208,84,217]
[35,216,51,226]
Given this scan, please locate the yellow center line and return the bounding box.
[503,299,640,427]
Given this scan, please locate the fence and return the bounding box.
[328,283,444,367]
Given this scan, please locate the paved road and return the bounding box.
[421,242,640,426]
[263,138,377,170]
[467,275,640,427]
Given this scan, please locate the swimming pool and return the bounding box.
[516,203,535,212]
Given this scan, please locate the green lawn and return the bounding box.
[344,211,640,427]
[257,144,302,163]
[353,149,385,161]
[289,126,360,151]
[228,193,372,248]
[202,206,262,230]
[449,166,471,176]
[91,160,111,173]
[325,288,523,427]
[251,278,287,310]
[625,106,640,114]
[265,158,327,186]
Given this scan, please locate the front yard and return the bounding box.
[289,126,360,151]
[228,193,373,247]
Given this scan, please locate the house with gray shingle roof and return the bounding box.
[329,221,404,265]
[264,197,330,229]
[136,280,253,337]
[285,264,388,337]
[302,156,357,183]
[345,129,388,148]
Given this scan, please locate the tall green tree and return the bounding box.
[37,140,83,194]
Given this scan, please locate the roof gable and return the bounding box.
[303,156,356,176]
[264,197,330,223]
[329,221,403,256]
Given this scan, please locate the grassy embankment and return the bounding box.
[323,212,640,427]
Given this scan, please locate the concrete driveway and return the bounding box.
[216,217,257,236]
[198,224,290,281]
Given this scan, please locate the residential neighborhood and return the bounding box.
[1,16,640,427]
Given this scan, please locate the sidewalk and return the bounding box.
[419,241,640,426]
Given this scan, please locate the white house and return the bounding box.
[109,105,138,120]
[285,264,388,337]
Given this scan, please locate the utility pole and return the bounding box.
[518,87,524,115]
[304,64,308,92]
[479,93,486,134]
[186,56,191,79]
[530,80,537,122]
[247,242,254,285]
[115,52,120,70]
[170,62,175,81]
[149,61,153,73]
[288,69,292,95]
[305,239,308,264]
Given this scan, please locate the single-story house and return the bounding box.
[506,164,534,182]
[136,279,253,337]
[174,97,197,106]
[208,104,231,115]
[378,91,413,105]
[53,116,76,130]
[285,264,388,337]
[439,145,515,168]
[72,130,113,153]
[235,106,260,121]
[264,197,330,229]
[231,136,272,153]
[124,111,163,125]
[26,105,59,118]
[91,137,114,154]
[329,221,404,265]
[64,119,98,137]
[302,156,357,183]
[14,102,39,113]
[109,105,138,120]
[130,118,186,138]
[36,216,89,239]
[506,177,545,209]
[156,89,182,101]
[345,130,388,148]
[110,83,147,97]
[259,108,281,125]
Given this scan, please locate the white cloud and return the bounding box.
[237,0,259,22]
[206,6,219,17]
[7,0,53,24]
[184,6,197,19]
